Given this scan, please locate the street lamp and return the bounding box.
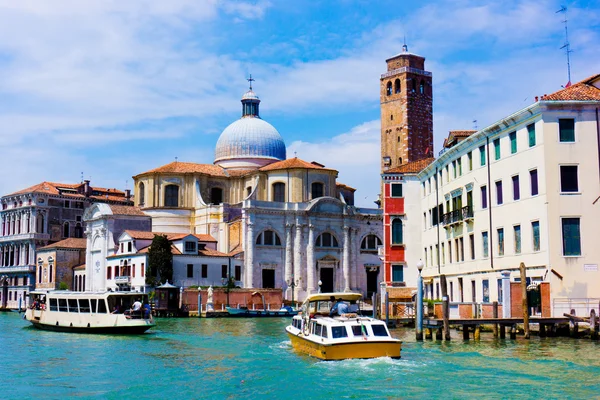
[286,277,299,309]
[416,260,424,341]
[318,280,323,293]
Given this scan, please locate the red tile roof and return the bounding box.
[73,264,86,270]
[108,205,146,216]
[5,181,129,202]
[38,238,87,251]
[336,182,356,191]
[123,230,217,242]
[449,130,477,138]
[541,74,600,101]
[385,158,436,174]
[198,248,229,257]
[259,157,336,172]
[136,161,228,177]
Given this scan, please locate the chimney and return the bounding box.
[125,189,131,201]
[84,180,91,197]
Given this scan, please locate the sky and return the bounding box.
[1,0,599,207]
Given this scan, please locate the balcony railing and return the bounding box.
[0,233,50,243]
[442,206,473,226]
[115,276,131,285]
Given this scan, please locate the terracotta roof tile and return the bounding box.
[385,158,435,174]
[541,74,600,101]
[73,264,86,270]
[198,248,228,257]
[336,182,356,191]
[259,157,336,172]
[108,205,146,216]
[123,230,217,242]
[449,130,477,138]
[136,161,228,177]
[38,238,87,251]
[5,181,129,202]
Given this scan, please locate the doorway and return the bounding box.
[1,280,7,308]
[366,268,380,299]
[262,269,275,289]
[319,268,334,293]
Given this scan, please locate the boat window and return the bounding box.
[49,298,58,312]
[331,326,348,339]
[371,325,389,337]
[98,299,108,314]
[90,299,97,313]
[351,325,368,337]
[320,326,329,338]
[68,299,79,313]
[78,299,91,313]
[58,299,68,312]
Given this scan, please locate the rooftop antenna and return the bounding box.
[402,35,408,52]
[556,5,573,87]
[247,74,255,90]
[175,156,178,163]
[80,171,84,183]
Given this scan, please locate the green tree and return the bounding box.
[147,234,173,285]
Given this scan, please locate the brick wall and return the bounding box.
[182,288,283,311]
[540,282,551,317]
[510,282,523,317]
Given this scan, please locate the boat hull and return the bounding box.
[287,330,401,360]
[226,307,298,317]
[29,320,153,334]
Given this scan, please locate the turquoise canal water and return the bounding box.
[2,312,600,399]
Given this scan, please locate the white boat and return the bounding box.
[24,291,155,334]
[286,292,402,360]
[225,305,298,317]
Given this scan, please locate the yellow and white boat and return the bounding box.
[285,292,401,360]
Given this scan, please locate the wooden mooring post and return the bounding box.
[591,309,598,340]
[510,324,517,340]
[425,328,433,340]
[436,328,443,340]
[569,309,579,338]
[441,274,451,341]
[539,323,547,338]
[499,324,506,339]
[492,301,499,338]
[520,262,530,339]
[474,325,481,341]
[462,326,470,341]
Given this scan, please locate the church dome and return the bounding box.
[214,80,286,169]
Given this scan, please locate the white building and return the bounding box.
[396,74,600,316]
[132,84,383,300]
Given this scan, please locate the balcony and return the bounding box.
[0,233,50,243]
[442,206,473,227]
[114,276,131,285]
[0,265,36,274]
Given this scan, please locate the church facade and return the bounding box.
[132,85,383,300]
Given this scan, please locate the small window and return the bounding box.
[78,299,91,313]
[235,265,241,281]
[64,200,70,208]
[528,123,536,147]
[530,169,539,196]
[481,185,488,209]
[392,265,403,282]
[479,146,486,166]
[222,265,228,279]
[107,266,112,280]
[394,79,400,94]
[256,230,282,246]
[391,183,402,197]
[63,222,70,238]
[372,325,389,337]
[560,165,578,193]
[361,235,382,250]
[311,182,324,199]
[211,187,223,205]
[467,152,473,171]
[512,175,520,201]
[98,299,108,314]
[128,242,132,252]
[351,325,368,337]
[419,80,425,94]
[559,118,575,142]
[514,225,521,254]
[202,264,208,278]
[494,138,501,160]
[509,131,517,154]
[532,221,540,252]
[139,182,145,206]
[331,326,348,339]
[185,241,197,253]
[386,81,392,96]
[58,299,68,312]
[495,181,503,205]
[165,185,179,207]
[49,298,58,312]
[272,182,285,202]
[497,228,504,256]
[90,299,97,313]
[482,231,489,258]
[391,219,403,245]
[562,218,581,256]
[316,232,339,248]
[187,264,194,278]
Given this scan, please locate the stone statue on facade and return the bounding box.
[206,285,214,312]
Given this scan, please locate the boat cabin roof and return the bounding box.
[29,291,147,297]
[303,292,363,304]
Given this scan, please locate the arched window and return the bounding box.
[420,80,425,94]
[272,182,285,202]
[138,182,145,206]
[49,264,53,283]
[316,232,339,248]
[63,222,70,238]
[211,187,223,205]
[74,223,83,238]
[311,182,324,199]
[361,234,382,251]
[392,219,403,245]
[394,79,401,94]
[38,265,42,283]
[386,81,392,96]
[412,79,417,92]
[164,185,179,207]
[399,157,403,165]
[107,266,112,280]
[255,230,282,246]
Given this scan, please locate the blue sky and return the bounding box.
[1,0,599,206]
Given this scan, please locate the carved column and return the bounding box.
[284,223,293,299]
[294,221,303,295]
[351,227,359,290]
[343,225,351,292]
[246,221,255,288]
[307,222,316,294]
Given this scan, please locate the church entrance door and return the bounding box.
[319,268,334,293]
[366,268,380,299]
[262,269,275,289]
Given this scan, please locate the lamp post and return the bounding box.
[416,260,424,341]
[318,280,322,294]
[286,277,299,309]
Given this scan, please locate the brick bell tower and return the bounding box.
[380,44,433,172]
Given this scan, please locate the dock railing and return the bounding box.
[553,298,600,318]
[387,301,415,319]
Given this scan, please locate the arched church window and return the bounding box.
[74,223,83,238]
[399,157,402,165]
[255,230,282,246]
[165,185,179,207]
[392,219,403,245]
[211,187,223,205]
[63,222,70,238]
[390,115,393,121]
[361,234,382,251]
[394,79,401,94]
[272,182,285,202]
[316,232,339,248]
[138,182,145,206]
[420,80,425,94]
[311,182,324,199]
[386,81,392,96]
[412,79,417,92]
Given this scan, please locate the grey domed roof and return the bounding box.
[214,117,286,163]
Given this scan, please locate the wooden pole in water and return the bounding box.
[594,308,599,341]
[500,324,506,339]
[510,324,517,340]
[425,327,433,340]
[463,325,470,341]
[440,274,451,341]
[436,327,443,340]
[519,262,530,339]
[474,325,481,340]
[492,301,499,337]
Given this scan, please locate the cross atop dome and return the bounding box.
[241,76,260,118]
[247,74,255,90]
